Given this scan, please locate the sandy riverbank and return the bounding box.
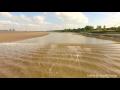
[0,31,49,43]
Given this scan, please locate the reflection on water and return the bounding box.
[0,33,120,78]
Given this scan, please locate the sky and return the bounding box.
[0,12,120,31]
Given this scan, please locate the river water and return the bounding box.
[0,32,120,78]
[15,32,117,44]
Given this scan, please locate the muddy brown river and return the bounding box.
[0,33,120,78]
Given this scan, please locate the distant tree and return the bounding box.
[103,25,106,31]
[85,26,94,32]
[97,25,101,31]
[76,28,81,32]
[68,28,72,32]
[73,28,79,32]
[81,28,85,32]
[116,26,120,31]
[114,27,116,30]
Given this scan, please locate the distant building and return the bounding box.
[9,28,15,31]
[13,28,15,31]
[9,29,12,31]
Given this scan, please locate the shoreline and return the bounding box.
[0,31,49,43]
[79,33,120,43]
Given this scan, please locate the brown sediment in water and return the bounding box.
[0,43,120,78]
[0,31,49,43]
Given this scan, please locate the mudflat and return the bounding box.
[80,33,120,42]
[0,31,49,43]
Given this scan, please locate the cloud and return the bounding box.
[0,21,19,25]
[33,15,45,21]
[97,12,116,16]
[99,12,120,27]
[26,24,39,27]
[0,12,13,18]
[0,21,32,29]
[32,15,49,24]
[55,12,88,29]
[48,24,62,30]
[55,12,88,24]
[43,12,48,15]
[32,15,51,24]
[0,12,31,21]
[0,12,89,30]
[0,21,21,30]
[0,12,50,24]
[18,14,31,21]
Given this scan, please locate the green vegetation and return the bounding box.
[116,26,120,31]
[51,25,120,34]
[103,25,106,31]
[97,25,102,31]
[85,26,94,32]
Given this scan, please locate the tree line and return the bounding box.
[51,25,120,32]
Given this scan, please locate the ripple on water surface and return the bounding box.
[0,43,120,78]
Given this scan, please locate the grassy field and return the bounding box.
[0,31,49,43]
